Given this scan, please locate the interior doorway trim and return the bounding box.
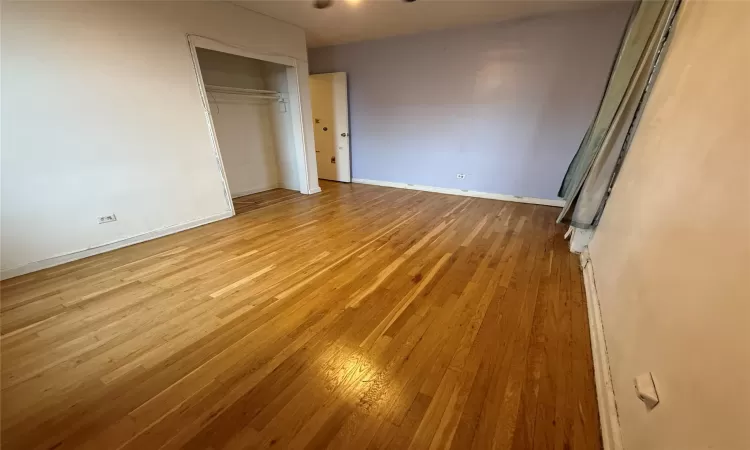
[185,34,315,216]
[188,35,297,68]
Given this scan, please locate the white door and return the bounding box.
[309,72,351,182]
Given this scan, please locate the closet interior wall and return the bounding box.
[196,48,299,198]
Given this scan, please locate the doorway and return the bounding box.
[310,72,351,182]
[187,36,316,216]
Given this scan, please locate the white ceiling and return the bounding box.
[234,0,606,48]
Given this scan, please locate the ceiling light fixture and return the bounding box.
[314,0,414,9]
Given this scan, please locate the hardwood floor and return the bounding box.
[0,181,601,449]
[232,189,306,215]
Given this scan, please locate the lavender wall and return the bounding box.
[308,5,631,200]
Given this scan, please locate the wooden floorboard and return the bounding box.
[0,180,601,449]
[232,188,305,215]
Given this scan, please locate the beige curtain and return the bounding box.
[557,0,680,227]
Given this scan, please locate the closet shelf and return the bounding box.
[205,84,282,100]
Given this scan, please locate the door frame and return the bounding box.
[186,34,317,216]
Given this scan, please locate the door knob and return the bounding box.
[341,132,349,137]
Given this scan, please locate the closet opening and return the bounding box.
[188,36,313,216]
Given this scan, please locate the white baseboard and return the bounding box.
[306,186,322,194]
[351,178,565,207]
[231,185,279,198]
[581,249,624,450]
[0,211,233,280]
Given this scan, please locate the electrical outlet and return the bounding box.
[98,214,117,224]
[456,173,466,179]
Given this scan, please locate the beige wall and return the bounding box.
[588,1,750,449]
[0,1,319,278]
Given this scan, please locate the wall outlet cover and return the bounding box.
[98,214,117,224]
[634,372,660,410]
